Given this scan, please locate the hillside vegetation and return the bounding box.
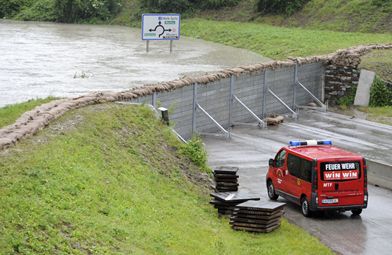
[3,0,392,33]
[258,0,392,33]
[0,0,237,23]
[0,103,333,254]
[360,49,392,82]
[199,0,392,33]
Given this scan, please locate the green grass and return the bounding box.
[334,105,392,126]
[274,0,392,33]
[199,0,392,33]
[0,97,56,128]
[360,49,392,82]
[182,19,392,60]
[363,106,392,126]
[0,103,333,254]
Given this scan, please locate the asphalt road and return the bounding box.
[204,110,392,255]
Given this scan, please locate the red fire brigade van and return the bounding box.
[266,140,368,217]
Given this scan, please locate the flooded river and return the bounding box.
[0,20,269,107]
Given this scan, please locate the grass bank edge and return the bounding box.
[181,19,392,60]
[0,103,333,254]
[0,97,57,128]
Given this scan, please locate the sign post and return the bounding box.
[142,13,181,53]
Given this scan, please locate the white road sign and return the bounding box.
[142,14,180,40]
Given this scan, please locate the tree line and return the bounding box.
[3,0,387,23]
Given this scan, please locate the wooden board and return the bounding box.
[232,208,284,216]
[210,192,260,202]
[214,166,239,174]
[236,200,286,212]
[231,211,284,221]
[232,224,280,233]
[214,178,238,183]
[216,183,239,188]
[230,217,281,225]
[213,173,239,178]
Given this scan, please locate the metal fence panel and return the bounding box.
[129,62,325,140]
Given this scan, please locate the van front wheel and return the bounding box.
[351,209,362,216]
[301,197,312,217]
[267,181,279,200]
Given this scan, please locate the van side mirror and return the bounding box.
[269,159,275,167]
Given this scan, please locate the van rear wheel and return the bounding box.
[351,209,362,216]
[267,180,279,200]
[301,197,312,217]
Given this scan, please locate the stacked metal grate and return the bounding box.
[230,200,286,233]
[213,166,239,192]
[210,192,260,216]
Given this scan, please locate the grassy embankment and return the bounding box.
[0,103,333,254]
[181,19,392,60]
[256,0,392,34]
[360,49,392,82]
[198,0,392,34]
[0,97,55,128]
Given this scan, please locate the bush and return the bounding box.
[370,76,392,107]
[140,0,191,13]
[191,0,240,10]
[257,0,309,15]
[0,0,31,18]
[54,0,122,23]
[140,0,239,14]
[371,0,392,7]
[15,0,56,21]
[179,136,210,173]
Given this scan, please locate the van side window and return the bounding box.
[288,154,300,177]
[275,150,286,167]
[288,154,312,182]
[301,160,312,182]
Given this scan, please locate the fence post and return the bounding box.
[152,92,157,108]
[192,84,197,135]
[229,76,234,129]
[293,63,298,110]
[262,71,267,119]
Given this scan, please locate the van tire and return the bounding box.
[301,197,312,217]
[351,209,362,216]
[267,180,279,200]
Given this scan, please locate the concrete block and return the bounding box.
[367,160,392,190]
[354,69,376,106]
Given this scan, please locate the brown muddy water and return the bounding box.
[0,20,270,107]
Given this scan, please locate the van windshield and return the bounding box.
[320,162,361,181]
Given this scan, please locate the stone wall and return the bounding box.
[325,59,360,105]
[323,45,392,105]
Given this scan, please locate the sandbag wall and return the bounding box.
[131,62,324,140]
[2,45,390,150]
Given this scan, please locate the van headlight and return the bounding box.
[364,195,368,202]
[316,197,319,204]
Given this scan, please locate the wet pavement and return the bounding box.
[0,20,269,107]
[204,110,392,255]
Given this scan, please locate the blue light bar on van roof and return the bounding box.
[289,140,332,146]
